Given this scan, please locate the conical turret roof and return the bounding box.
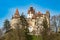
[13,9,20,19]
[15,9,20,15]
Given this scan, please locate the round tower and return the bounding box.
[46,11,50,28]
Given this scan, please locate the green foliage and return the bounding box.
[20,13,28,27]
[20,13,30,40]
[1,29,19,40]
[0,14,43,40]
[31,35,42,40]
[0,29,3,37]
[3,19,10,32]
[48,33,60,40]
[42,17,49,40]
[43,17,48,29]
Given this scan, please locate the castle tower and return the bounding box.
[10,9,21,29]
[46,11,50,28]
[46,11,50,18]
[27,7,35,18]
[27,7,36,33]
[12,9,20,19]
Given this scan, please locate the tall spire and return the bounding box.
[13,9,20,19]
[15,9,19,15]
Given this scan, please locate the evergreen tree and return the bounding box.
[3,19,10,32]
[42,17,49,40]
[20,13,31,40]
[20,13,28,27]
[0,29,3,38]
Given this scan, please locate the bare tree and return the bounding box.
[51,15,60,33]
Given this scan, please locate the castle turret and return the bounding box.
[10,9,21,29]
[27,7,35,18]
[12,9,20,19]
[45,11,50,28]
[46,11,50,18]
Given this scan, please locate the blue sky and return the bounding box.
[0,0,60,28]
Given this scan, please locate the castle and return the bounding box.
[10,7,50,35]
